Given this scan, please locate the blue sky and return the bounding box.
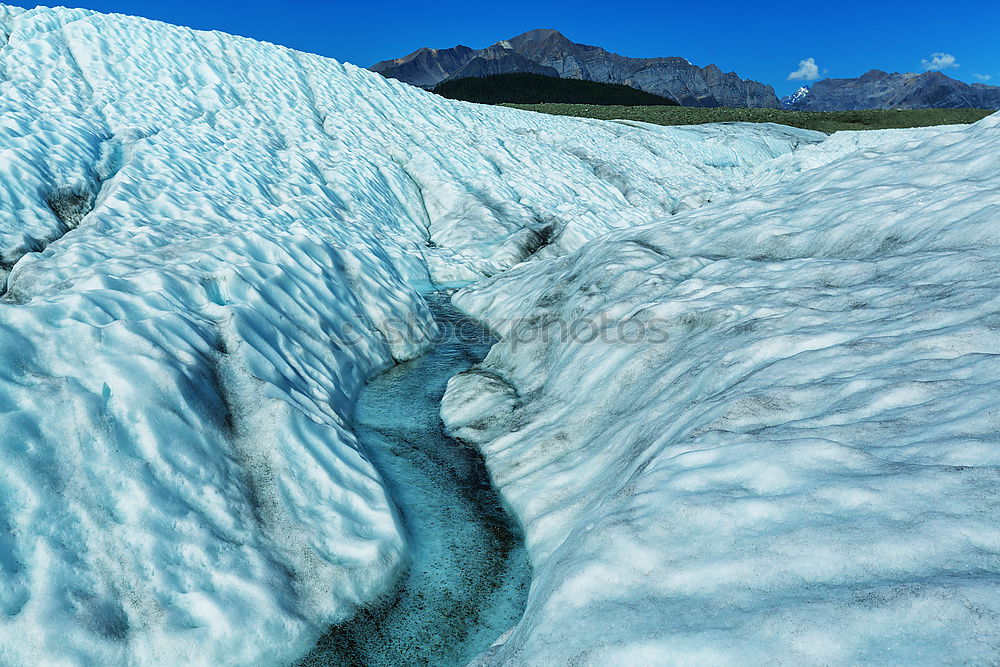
[7,0,998,96]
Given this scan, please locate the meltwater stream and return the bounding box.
[300,293,529,667]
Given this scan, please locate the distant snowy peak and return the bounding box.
[780,86,811,109]
[371,29,780,108]
[785,69,1000,110]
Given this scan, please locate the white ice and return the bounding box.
[0,5,815,664]
[443,112,1000,664]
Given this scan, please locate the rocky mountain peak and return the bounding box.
[508,28,568,44]
[370,29,779,108]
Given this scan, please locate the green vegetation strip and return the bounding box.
[504,103,995,133]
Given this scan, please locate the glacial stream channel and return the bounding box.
[300,292,529,666]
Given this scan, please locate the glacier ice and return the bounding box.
[0,4,819,664]
[442,112,1000,664]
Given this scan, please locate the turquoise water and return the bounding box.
[300,293,529,666]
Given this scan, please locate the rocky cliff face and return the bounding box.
[447,45,559,80]
[783,70,1000,111]
[371,29,779,108]
[370,45,476,88]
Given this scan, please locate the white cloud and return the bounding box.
[787,57,820,81]
[973,73,992,82]
[921,53,959,71]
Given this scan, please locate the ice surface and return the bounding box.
[0,4,818,664]
[443,112,1000,664]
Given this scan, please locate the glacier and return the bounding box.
[442,113,1000,664]
[0,4,825,665]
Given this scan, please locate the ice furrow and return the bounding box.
[301,294,529,667]
[1,134,124,301]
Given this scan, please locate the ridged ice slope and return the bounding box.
[443,113,1000,664]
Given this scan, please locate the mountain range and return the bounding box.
[374,31,1000,112]
[371,29,780,108]
[783,70,1000,111]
